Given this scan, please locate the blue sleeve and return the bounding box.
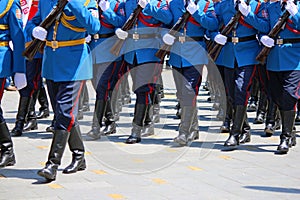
[244,2,270,33]
[290,8,300,27]
[10,0,25,73]
[192,1,219,31]
[102,1,126,28]
[143,0,173,25]
[67,0,100,34]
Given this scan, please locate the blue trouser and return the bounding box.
[268,70,300,111]
[128,59,162,105]
[172,65,203,107]
[46,80,85,131]
[92,61,123,100]
[0,78,6,122]
[224,65,256,106]
[19,58,42,97]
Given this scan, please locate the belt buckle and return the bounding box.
[93,34,99,40]
[133,33,139,40]
[51,41,58,51]
[232,37,239,44]
[179,36,185,44]
[276,39,283,45]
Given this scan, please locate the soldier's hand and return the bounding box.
[187,1,199,15]
[260,35,274,48]
[285,0,298,16]
[32,26,47,41]
[214,34,227,45]
[163,33,175,45]
[99,0,110,12]
[115,28,128,40]
[14,73,27,90]
[238,0,251,16]
[138,0,150,8]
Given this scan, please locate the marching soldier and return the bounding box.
[26,0,100,181]
[0,0,26,167]
[11,0,44,137]
[213,0,269,149]
[115,0,172,144]
[260,0,300,154]
[87,0,126,140]
[163,0,219,145]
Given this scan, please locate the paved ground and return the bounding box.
[0,68,299,200]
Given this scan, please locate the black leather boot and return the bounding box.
[87,100,106,140]
[264,101,278,137]
[224,105,246,148]
[0,122,16,168]
[187,108,199,142]
[63,125,86,174]
[247,78,259,112]
[24,90,39,131]
[125,104,148,144]
[295,100,300,125]
[103,99,117,135]
[11,97,31,137]
[82,84,90,112]
[46,118,55,133]
[37,130,69,181]
[277,110,296,154]
[239,114,251,144]
[174,106,196,146]
[220,97,232,133]
[152,91,161,123]
[141,104,154,137]
[23,111,38,131]
[175,101,181,119]
[37,86,50,119]
[254,92,268,124]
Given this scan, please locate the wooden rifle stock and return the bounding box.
[22,0,68,61]
[256,11,290,63]
[208,0,250,61]
[110,5,143,56]
[155,0,200,60]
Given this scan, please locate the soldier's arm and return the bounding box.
[143,0,172,25]
[102,1,126,27]
[67,0,100,34]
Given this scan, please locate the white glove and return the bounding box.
[239,0,251,17]
[214,34,227,45]
[85,35,91,43]
[14,73,27,90]
[162,33,176,45]
[138,0,149,8]
[187,1,199,15]
[115,28,128,40]
[260,35,274,48]
[285,0,298,16]
[32,26,47,41]
[99,0,110,12]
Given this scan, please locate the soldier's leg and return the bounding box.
[224,65,256,148]
[37,83,50,119]
[0,78,16,168]
[11,59,42,136]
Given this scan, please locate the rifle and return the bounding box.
[208,0,250,61]
[22,0,68,61]
[256,11,290,64]
[110,5,143,56]
[155,0,200,60]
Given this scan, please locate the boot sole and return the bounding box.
[37,170,56,181]
[0,160,16,168]
[62,166,86,174]
[37,114,50,119]
[23,125,38,132]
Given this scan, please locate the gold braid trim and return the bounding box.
[0,24,9,30]
[0,0,14,19]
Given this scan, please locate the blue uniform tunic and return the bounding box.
[214,0,269,68]
[266,1,300,72]
[0,0,25,78]
[168,0,219,68]
[0,0,25,122]
[26,0,100,82]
